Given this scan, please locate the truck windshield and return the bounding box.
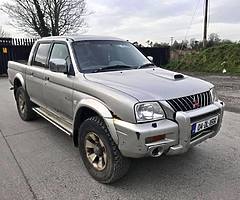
[72,40,152,73]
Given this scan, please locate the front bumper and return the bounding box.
[114,100,224,158]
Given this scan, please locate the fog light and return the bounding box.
[145,134,166,144]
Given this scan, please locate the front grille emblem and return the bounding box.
[192,96,200,109]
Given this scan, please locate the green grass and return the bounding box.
[165,43,240,75]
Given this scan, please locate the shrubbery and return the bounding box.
[165,43,240,75]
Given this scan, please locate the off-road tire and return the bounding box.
[78,116,131,184]
[16,87,36,121]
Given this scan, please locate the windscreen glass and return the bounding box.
[73,40,150,73]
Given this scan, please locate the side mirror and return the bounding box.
[49,59,68,73]
[147,56,154,62]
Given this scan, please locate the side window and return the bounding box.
[33,43,51,67]
[49,43,74,74]
[50,43,69,61]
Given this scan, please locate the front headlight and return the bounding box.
[135,102,165,123]
[210,88,218,102]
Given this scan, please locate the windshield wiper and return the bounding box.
[93,65,134,73]
[137,63,155,69]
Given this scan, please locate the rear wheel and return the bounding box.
[78,116,131,183]
[16,87,36,121]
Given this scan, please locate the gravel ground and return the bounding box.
[185,73,240,113]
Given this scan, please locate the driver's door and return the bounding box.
[43,42,74,119]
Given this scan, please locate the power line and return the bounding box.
[180,0,202,51]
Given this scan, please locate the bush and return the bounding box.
[165,43,240,75]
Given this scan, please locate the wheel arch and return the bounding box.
[73,99,118,147]
[13,73,25,96]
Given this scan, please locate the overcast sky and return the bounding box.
[0,0,239,44]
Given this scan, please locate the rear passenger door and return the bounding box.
[26,42,51,106]
[43,42,74,119]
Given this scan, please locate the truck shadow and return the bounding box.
[11,120,230,199]
[110,146,224,193]
[46,123,222,190]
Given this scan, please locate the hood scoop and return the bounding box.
[174,73,185,80]
[147,70,185,81]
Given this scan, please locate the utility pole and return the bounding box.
[203,0,209,48]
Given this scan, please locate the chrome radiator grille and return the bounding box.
[166,91,212,112]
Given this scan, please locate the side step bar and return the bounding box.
[33,107,72,136]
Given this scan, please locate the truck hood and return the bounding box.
[84,68,213,101]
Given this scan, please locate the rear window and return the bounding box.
[33,43,51,67]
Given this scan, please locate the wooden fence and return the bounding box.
[0,38,36,74]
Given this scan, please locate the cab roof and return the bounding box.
[38,35,125,42]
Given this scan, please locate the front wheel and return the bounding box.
[78,116,131,184]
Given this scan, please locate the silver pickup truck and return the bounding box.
[8,35,224,183]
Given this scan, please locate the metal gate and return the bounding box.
[138,47,170,67]
[0,38,36,75]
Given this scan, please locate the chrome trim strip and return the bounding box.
[182,97,192,110]
[176,98,188,111]
[33,107,72,136]
[172,99,182,111]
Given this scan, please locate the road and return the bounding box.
[0,77,240,200]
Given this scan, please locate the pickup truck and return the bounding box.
[8,35,224,183]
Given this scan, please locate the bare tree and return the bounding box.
[146,40,153,47]
[208,33,221,43]
[207,33,221,47]
[0,26,10,37]
[1,0,88,37]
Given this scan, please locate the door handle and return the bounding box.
[45,77,50,81]
[30,72,34,76]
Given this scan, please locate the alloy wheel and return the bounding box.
[85,132,107,171]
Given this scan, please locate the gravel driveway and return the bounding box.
[186,74,240,113]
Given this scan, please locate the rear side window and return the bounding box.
[33,43,51,67]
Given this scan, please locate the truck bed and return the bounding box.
[8,61,27,86]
